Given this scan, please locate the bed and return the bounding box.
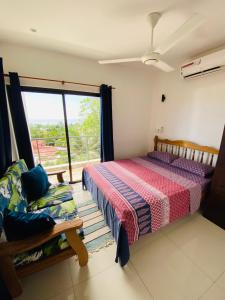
[82,136,219,266]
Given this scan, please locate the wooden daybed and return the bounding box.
[0,219,87,297]
[0,162,88,298]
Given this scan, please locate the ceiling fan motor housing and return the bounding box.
[142,52,159,65]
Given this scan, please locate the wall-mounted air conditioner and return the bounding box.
[181,47,225,79]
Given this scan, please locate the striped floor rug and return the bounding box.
[78,199,114,252]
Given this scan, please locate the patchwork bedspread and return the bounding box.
[83,157,204,246]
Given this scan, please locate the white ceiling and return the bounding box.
[1,0,225,68]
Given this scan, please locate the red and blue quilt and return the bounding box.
[83,157,207,247]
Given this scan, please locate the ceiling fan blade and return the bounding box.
[98,58,141,64]
[156,14,205,55]
[154,60,174,72]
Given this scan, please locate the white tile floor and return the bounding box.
[16,187,225,300]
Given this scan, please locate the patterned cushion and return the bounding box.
[34,199,84,243]
[0,173,27,232]
[0,160,28,231]
[171,158,214,178]
[28,183,73,211]
[0,176,11,232]
[34,199,77,220]
[4,160,28,213]
[6,159,28,180]
[14,200,79,268]
[13,236,64,268]
[0,176,12,210]
[147,151,177,164]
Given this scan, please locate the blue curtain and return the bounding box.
[0,58,12,176]
[100,84,114,162]
[8,72,35,169]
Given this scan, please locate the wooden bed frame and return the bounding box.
[154,136,219,166]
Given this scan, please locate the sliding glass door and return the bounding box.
[65,94,100,181]
[22,88,100,183]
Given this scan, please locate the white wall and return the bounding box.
[149,69,225,150]
[0,42,153,159]
[2,42,224,158]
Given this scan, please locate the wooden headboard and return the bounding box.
[154,136,219,166]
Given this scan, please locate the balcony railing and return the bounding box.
[31,136,100,170]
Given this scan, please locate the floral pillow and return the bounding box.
[147,151,177,164]
[0,175,12,234]
[0,161,29,234]
[171,157,214,178]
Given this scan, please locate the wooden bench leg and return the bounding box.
[65,230,88,266]
[0,255,22,297]
[57,173,64,183]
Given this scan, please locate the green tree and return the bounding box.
[29,96,100,164]
[79,97,100,160]
[79,97,100,137]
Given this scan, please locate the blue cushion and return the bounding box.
[3,208,55,241]
[21,164,50,201]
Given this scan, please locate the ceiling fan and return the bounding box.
[98,12,204,72]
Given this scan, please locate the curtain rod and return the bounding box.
[3,73,115,89]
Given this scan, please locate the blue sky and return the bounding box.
[22,92,98,124]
